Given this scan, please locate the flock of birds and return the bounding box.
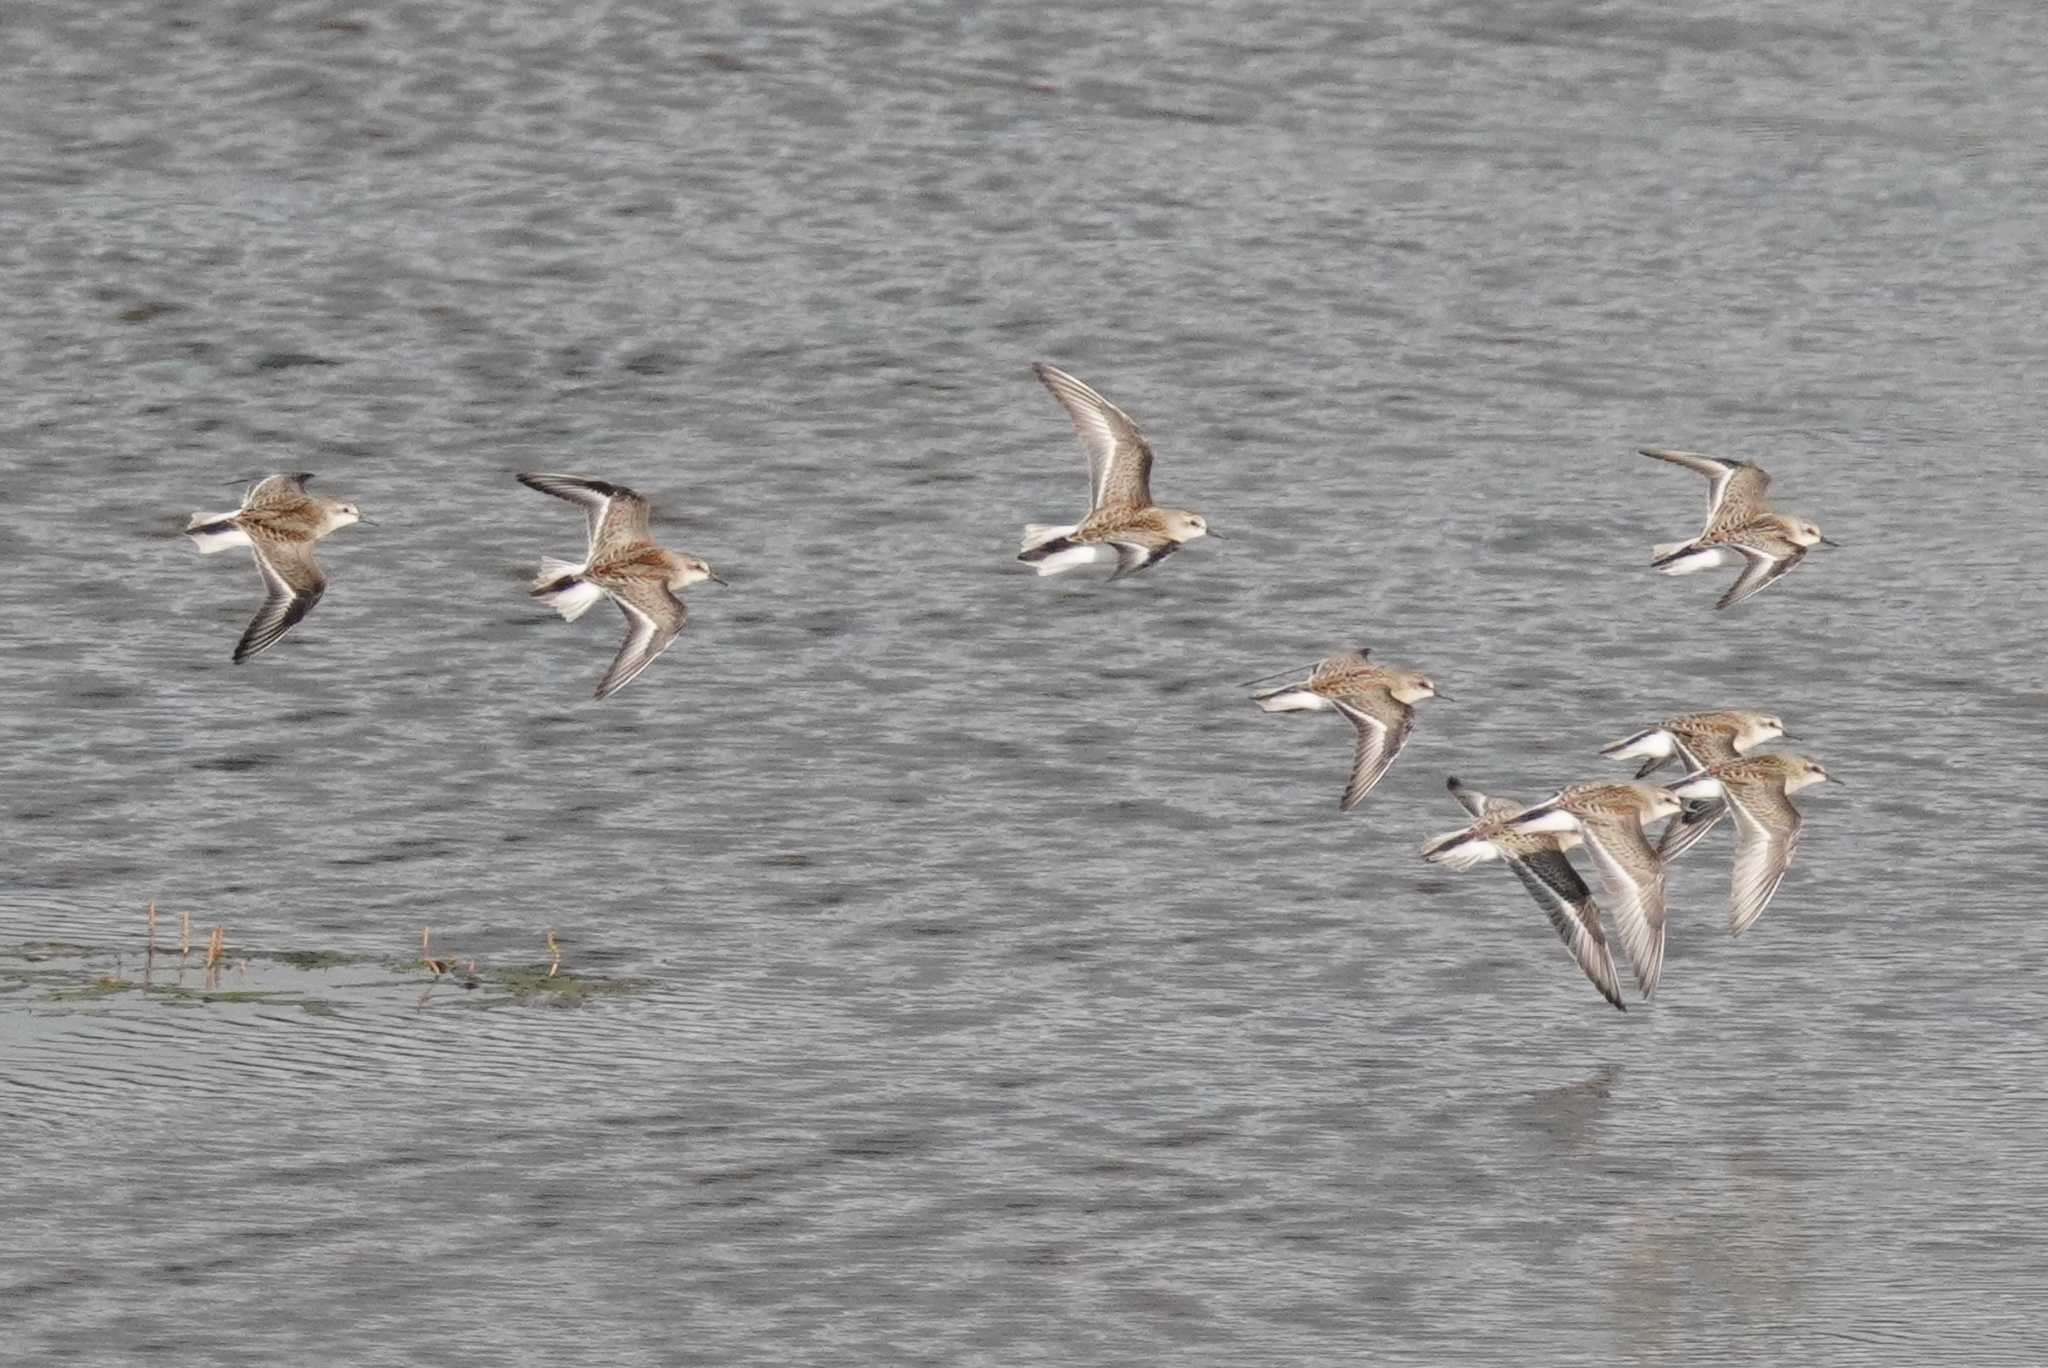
[183,362,1840,1011]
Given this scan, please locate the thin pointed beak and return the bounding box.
[1818,536,1842,548]
[355,516,378,527]
[1826,773,1846,785]
[1778,729,1796,740]
[708,572,728,586]
[1432,690,1455,702]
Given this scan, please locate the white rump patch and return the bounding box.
[533,558,604,621]
[1254,689,1330,714]
[185,512,250,555]
[1602,729,1674,763]
[1031,543,1115,576]
[1423,834,1501,870]
[1509,809,1580,836]
[1020,522,1078,552]
[1655,545,1740,576]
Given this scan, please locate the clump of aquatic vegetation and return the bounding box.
[2,904,644,1012]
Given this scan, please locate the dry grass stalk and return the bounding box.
[205,926,224,969]
[546,929,561,978]
[179,908,192,960]
[419,926,450,976]
[146,901,158,957]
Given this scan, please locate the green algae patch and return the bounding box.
[13,941,98,962]
[472,964,646,1007]
[3,938,646,1014]
[47,976,139,1001]
[264,949,370,971]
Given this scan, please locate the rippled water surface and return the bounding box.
[5,1,2047,1362]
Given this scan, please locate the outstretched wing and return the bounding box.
[241,472,316,512]
[519,473,653,557]
[1716,543,1805,610]
[1328,690,1415,812]
[1656,799,1727,859]
[593,578,685,700]
[1722,775,1804,935]
[1445,776,1492,820]
[1107,533,1178,580]
[1640,448,1771,529]
[235,531,327,662]
[1033,363,1154,512]
[1309,647,1376,691]
[1576,813,1669,1000]
[1503,847,1626,1011]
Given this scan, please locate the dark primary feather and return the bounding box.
[1330,692,1414,811]
[1504,849,1625,1012]
[591,579,686,700]
[1716,545,1805,610]
[234,546,325,662]
[235,587,321,662]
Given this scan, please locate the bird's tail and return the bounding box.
[1421,828,1496,870]
[1253,686,1322,712]
[1019,522,1077,553]
[185,511,249,554]
[1017,526,1113,576]
[531,557,605,621]
[1601,727,1675,779]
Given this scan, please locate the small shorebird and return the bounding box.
[1017,362,1212,579]
[1504,782,1682,999]
[1251,647,1446,811]
[1603,709,1788,858]
[518,473,723,700]
[1669,753,1839,936]
[1640,448,1837,609]
[1422,777,1625,1011]
[185,472,364,662]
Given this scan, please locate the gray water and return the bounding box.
[4,1,2047,1363]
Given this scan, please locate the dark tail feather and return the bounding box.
[1017,536,1078,564]
[1650,541,1700,569]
